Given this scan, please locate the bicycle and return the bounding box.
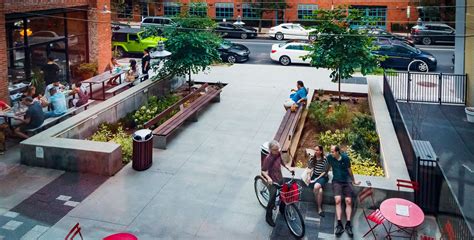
[254,171,306,238]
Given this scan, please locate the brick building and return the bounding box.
[113,0,419,31]
[1,0,112,104]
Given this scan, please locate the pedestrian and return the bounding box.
[261,140,294,227]
[142,49,151,80]
[283,80,307,110]
[42,56,60,85]
[307,145,329,217]
[13,96,45,139]
[326,145,360,237]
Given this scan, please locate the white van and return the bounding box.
[140,17,176,29]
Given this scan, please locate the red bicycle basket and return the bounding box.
[280,182,301,204]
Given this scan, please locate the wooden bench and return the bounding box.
[105,82,131,96]
[143,83,222,149]
[25,100,95,134]
[274,105,304,155]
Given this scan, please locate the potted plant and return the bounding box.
[77,62,98,80]
[466,107,474,123]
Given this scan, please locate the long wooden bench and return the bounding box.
[25,100,95,134]
[143,83,222,149]
[105,82,131,96]
[274,105,304,155]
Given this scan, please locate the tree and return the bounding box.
[144,16,223,90]
[247,0,290,33]
[303,7,380,104]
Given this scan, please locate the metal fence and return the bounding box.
[385,71,467,105]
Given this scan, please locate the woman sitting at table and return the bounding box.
[106,57,122,86]
[71,82,89,108]
[125,59,139,86]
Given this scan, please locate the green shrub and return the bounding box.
[133,94,181,128]
[318,129,349,152]
[90,123,132,164]
[347,114,379,160]
[347,148,384,176]
[333,104,352,129]
[308,101,352,129]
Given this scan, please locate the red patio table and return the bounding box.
[380,198,425,239]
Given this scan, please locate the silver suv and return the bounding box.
[140,17,175,29]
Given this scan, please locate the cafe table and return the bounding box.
[380,198,425,239]
[82,70,123,100]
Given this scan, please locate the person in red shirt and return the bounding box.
[261,140,294,227]
[0,100,11,111]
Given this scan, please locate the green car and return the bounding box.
[112,28,166,57]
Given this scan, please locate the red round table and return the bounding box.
[380,198,425,238]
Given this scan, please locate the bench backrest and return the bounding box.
[143,83,209,129]
[274,105,304,152]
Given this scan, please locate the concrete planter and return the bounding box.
[466,107,474,123]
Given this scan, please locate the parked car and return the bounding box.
[140,16,176,29]
[217,41,250,63]
[410,23,455,45]
[112,28,165,58]
[372,42,437,71]
[360,27,415,46]
[268,23,317,41]
[215,22,257,39]
[29,31,78,48]
[270,41,312,66]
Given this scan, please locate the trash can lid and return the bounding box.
[260,141,270,153]
[133,129,153,141]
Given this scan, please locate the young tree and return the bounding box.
[247,0,290,33]
[144,16,223,89]
[303,7,380,104]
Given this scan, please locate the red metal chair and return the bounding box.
[65,223,83,240]
[396,179,419,191]
[358,187,389,239]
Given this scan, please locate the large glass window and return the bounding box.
[164,2,181,17]
[352,6,387,29]
[117,0,133,18]
[298,4,318,20]
[67,11,88,82]
[189,2,208,17]
[215,3,234,19]
[242,3,257,19]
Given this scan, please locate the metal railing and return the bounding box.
[384,71,467,105]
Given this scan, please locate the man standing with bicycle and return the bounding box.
[327,145,360,238]
[261,140,294,227]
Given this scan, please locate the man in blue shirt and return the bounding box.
[45,88,68,118]
[283,81,307,110]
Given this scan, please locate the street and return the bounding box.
[228,38,455,73]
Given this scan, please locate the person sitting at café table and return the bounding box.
[125,59,139,86]
[24,86,48,107]
[13,96,45,139]
[0,99,11,112]
[283,80,307,110]
[0,99,11,154]
[71,82,89,108]
[106,57,122,86]
[45,87,68,118]
[44,80,65,102]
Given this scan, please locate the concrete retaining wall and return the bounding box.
[20,76,185,176]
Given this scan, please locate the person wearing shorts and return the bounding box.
[307,145,329,217]
[327,145,360,238]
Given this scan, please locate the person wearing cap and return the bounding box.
[13,96,45,139]
[283,80,307,110]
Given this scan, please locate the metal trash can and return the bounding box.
[132,129,153,171]
[260,141,270,169]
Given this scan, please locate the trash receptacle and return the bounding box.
[132,129,153,171]
[260,141,270,169]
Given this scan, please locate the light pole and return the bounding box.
[150,41,172,79]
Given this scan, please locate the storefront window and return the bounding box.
[67,11,88,82]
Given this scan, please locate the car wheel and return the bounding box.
[279,56,291,66]
[114,47,126,58]
[309,35,317,41]
[275,32,284,41]
[240,33,248,39]
[227,55,237,64]
[417,61,429,72]
[422,37,432,45]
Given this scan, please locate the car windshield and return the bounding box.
[401,43,420,54]
[230,44,246,51]
[221,41,232,49]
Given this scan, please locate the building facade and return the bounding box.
[1,0,112,104]
[113,0,419,32]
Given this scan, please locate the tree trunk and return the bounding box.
[338,69,342,105]
[188,68,192,91]
[258,12,263,33]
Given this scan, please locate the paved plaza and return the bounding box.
[0,64,438,239]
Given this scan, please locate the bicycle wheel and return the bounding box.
[284,203,305,238]
[254,175,270,208]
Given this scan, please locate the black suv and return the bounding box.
[372,42,437,72]
[410,23,455,45]
[216,22,257,39]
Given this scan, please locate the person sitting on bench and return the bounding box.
[71,82,89,108]
[125,59,139,86]
[45,88,68,118]
[13,96,45,139]
[283,80,307,110]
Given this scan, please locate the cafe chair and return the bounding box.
[358,187,389,239]
[65,223,83,240]
[396,179,419,191]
